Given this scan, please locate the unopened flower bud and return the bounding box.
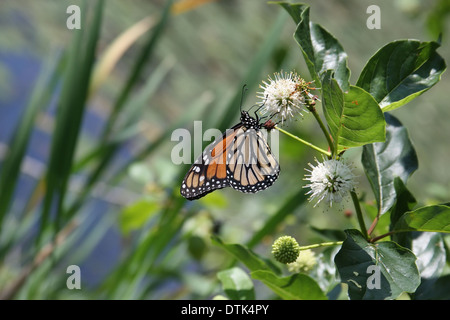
[272,236,301,264]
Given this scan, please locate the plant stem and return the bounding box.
[299,241,343,250]
[367,215,379,235]
[275,126,331,157]
[350,189,368,240]
[308,106,334,156]
[369,231,394,243]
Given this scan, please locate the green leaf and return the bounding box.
[413,275,450,300]
[211,236,277,274]
[389,178,417,248]
[335,229,420,300]
[0,51,62,229]
[198,191,228,209]
[356,40,446,112]
[66,0,175,219]
[322,71,385,154]
[413,232,446,279]
[309,246,341,296]
[217,267,255,300]
[393,204,450,233]
[411,232,446,299]
[40,0,104,241]
[251,270,326,300]
[187,235,207,261]
[275,2,350,91]
[211,237,322,300]
[101,0,174,141]
[105,197,186,299]
[119,199,160,234]
[390,178,418,226]
[115,56,175,136]
[310,226,346,242]
[444,235,450,264]
[426,0,450,39]
[362,113,418,216]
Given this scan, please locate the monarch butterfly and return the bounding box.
[180,105,280,200]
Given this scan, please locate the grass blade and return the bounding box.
[101,0,175,142]
[0,51,63,231]
[39,0,104,242]
[64,0,175,218]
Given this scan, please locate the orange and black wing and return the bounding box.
[226,127,280,193]
[180,127,239,200]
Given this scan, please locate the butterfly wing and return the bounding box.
[180,127,239,200]
[180,118,280,200]
[226,127,280,193]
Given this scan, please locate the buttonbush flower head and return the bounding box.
[271,235,300,264]
[303,157,355,207]
[257,71,317,124]
[287,249,317,273]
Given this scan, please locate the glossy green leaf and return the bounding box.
[389,178,418,226]
[335,229,420,300]
[393,204,450,233]
[356,40,446,112]
[362,113,418,216]
[212,236,328,299]
[251,270,326,300]
[217,267,255,300]
[410,232,446,299]
[275,2,350,91]
[309,246,341,296]
[413,232,446,279]
[322,71,385,154]
[389,178,417,248]
[213,236,326,300]
[414,275,450,300]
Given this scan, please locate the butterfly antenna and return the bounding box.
[251,94,268,122]
[268,111,281,123]
[240,84,248,113]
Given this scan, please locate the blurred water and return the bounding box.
[0,51,125,289]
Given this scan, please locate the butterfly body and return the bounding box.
[180,111,280,200]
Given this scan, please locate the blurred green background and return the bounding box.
[0,0,448,299]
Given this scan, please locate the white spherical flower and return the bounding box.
[287,249,317,273]
[257,71,317,124]
[303,157,355,207]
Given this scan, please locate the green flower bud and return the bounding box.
[272,236,300,264]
